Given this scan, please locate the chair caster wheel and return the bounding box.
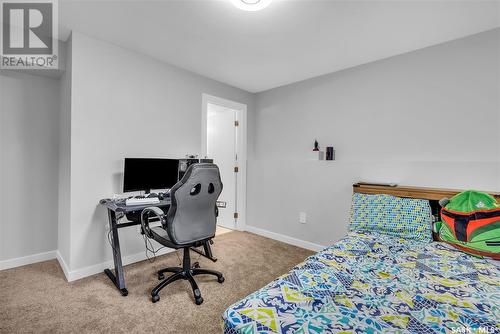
[158,274,165,280]
[195,297,204,305]
[152,294,160,303]
[218,276,225,283]
[193,262,200,269]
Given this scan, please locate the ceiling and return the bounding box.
[59,0,500,93]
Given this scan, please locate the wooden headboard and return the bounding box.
[352,182,500,240]
[353,183,500,201]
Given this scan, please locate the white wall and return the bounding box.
[0,71,60,262]
[64,32,254,274]
[248,29,500,248]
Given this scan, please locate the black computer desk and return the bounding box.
[99,198,217,296]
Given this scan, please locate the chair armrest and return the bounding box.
[141,206,166,238]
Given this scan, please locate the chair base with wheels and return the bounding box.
[151,246,224,304]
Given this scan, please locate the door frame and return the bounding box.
[201,93,247,232]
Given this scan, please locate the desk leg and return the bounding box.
[104,209,128,296]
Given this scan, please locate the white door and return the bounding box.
[207,103,237,229]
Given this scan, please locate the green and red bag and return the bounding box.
[439,190,500,259]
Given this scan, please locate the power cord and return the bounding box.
[106,211,126,256]
[105,211,126,256]
[143,233,166,263]
[107,229,118,255]
[106,212,184,266]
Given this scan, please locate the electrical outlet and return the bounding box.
[299,212,307,224]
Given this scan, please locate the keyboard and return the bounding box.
[125,197,160,206]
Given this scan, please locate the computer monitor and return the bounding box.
[123,158,179,193]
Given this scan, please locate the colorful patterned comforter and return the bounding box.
[223,231,500,334]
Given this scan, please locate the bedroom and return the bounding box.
[0,0,499,333]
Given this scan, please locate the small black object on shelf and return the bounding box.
[326,147,335,160]
[313,139,319,151]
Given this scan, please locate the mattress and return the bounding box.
[222,231,499,334]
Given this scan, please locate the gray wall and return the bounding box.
[0,71,60,261]
[2,28,498,275]
[65,32,255,272]
[248,29,500,247]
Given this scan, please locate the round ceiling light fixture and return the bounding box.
[231,0,272,11]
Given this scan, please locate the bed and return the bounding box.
[223,184,500,334]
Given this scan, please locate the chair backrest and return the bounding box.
[165,163,223,245]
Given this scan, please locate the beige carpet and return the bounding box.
[0,231,314,334]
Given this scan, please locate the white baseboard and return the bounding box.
[245,225,326,252]
[56,251,71,280]
[62,247,176,282]
[0,250,57,270]
[3,247,178,282]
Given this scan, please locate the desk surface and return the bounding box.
[100,198,171,213]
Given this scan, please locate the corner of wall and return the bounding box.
[57,33,73,272]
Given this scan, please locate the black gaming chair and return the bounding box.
[140,163,224,304]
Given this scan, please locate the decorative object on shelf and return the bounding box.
[309,151,324,160]
[326,146,335,161]
[313,140,319,151]
[310,139,324,160]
